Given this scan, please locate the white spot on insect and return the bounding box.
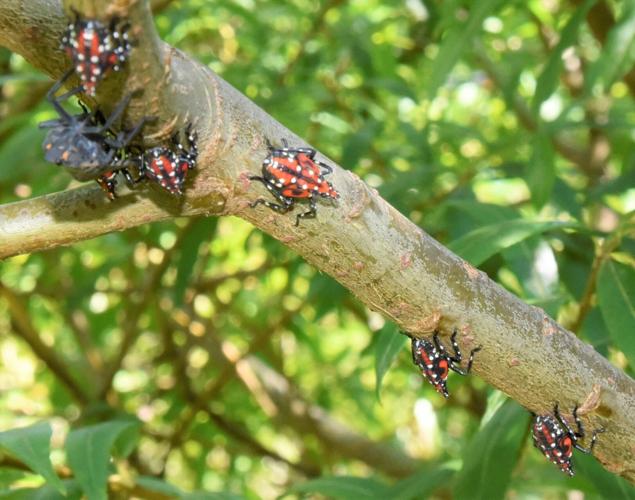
[291,177,297,183]
[296,165,301,172]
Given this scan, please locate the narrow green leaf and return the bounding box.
[385,465,454,500]
[454,399,528,500]
[135,476,183,497]
[526,130,555,209]
[182,493,245,500]
[172,218,217,307]
[0,481,82,500]
[531,0,595,113]
[448,220,576,266]
[585,2,635,94]
[427,0,506,98]
[374,323,406,402]
[575,452,635,499]
[0,422,65,494]
[65,420,137,500]
[284,476,389,500]
[0,124,43,182]
[597,259,635,366]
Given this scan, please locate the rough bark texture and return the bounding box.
[0,0,633,482]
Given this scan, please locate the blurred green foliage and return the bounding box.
[1,0,635,498]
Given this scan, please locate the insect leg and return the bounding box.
[295,195,317,226]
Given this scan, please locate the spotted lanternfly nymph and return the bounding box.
[137,125,198,195]
[408,329,481,398]
[61,10,131,96]
[39,68,149,199]
[532,403,604,476]
[249,139,339,226]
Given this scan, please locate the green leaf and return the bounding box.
[374,323,406,402]
[172,218,217,307]
[284,476,389,500]
[0,422,65,494]
[136,477,244,500]
[454,398,528,500]
[584,2,635,94]
[134,476,184,497]
[526,130,555,209]
[0,481,82,500]
[385,465,454,500]
[575,452,635,499]
[65,420,138,500]
[0,123,43,182]
[531,0,595,113]
[597,259,635,366]
[427,0,506,98]
[182,493,245,500]
[448,220,576,266]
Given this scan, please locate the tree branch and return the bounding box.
[0,0,633,482]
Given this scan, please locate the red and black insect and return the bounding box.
[136,125,198,195]
[61,11,131,96]
[39,68,149,199]
[409,329,481,398]
[249,139,339,226]
[532,403,604,476]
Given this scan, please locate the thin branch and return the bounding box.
[97,219,189,399]
[570,0,635,98]
[157,311,320,478]
[193,260,273,292]
[472,43,592,169]
[569,234,623,333]
[0,0,633,482]
[162,295,299,454]
[230,346,424,478]
[0,282,92,404]
[275,0,345,87]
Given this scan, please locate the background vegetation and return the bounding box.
[1,0,634,498]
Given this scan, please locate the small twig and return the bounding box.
[0,282,92,404]
[97,220,187,399]
[157,309,319,477]
[569,234,622,334]
[472,43,591,169]
[570,0,635,98]
[193,260,273,292]
[163,293,299,453]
